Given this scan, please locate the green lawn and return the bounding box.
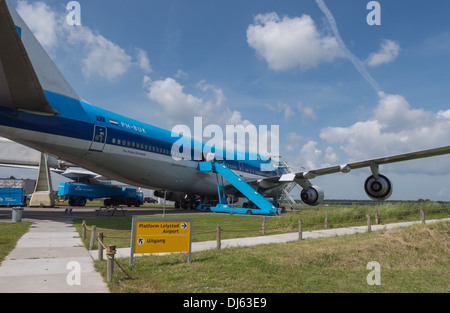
[0,222,32,262]
[95,220,450,293]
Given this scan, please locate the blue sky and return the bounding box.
[5,0,450,200]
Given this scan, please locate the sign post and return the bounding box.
[130,217,192,267]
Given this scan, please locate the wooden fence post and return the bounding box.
[375,209,379,225]
[107,245,116,283]
[366,214,372,232]
[82,220,86,239]
[89,225,96,250]
[262,216,266,235]
[420,207,425,224]
[324,212,328,229]
[216,226,221,250]
[98,232,104,261]
[298,220,302,240]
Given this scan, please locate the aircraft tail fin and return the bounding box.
[0,0,79,115]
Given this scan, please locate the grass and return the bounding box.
[73,201,450,250]
[1,201,449,293]
[71,201,450,293]
[0,222,32,262]
[94,220,450,293]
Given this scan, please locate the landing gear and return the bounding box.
[180,195,201,210]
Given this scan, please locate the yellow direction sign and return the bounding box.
[130,218,192,266]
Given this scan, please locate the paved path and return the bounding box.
[0,220,109,293]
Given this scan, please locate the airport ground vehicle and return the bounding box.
[57,182,143,207]
[0,179,26,206]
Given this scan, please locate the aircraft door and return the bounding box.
[89,125,107,152]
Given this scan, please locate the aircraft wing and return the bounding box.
[247,145,450,206]
[277,145,450,182]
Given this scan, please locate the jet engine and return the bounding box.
[364,174,393,201]
[153,190,180,202]
[300,185,324,206]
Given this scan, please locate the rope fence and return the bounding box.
[81,206,449,282]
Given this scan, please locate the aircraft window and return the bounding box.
[117,139,121,145]
[112,138,116,144]
[145,145,148,150]
[127,141,131,147]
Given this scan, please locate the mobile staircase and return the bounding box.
[196,161,279,215]
[277,160,304,210]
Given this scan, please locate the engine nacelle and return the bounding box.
[153,190,180,202]
[364,174,393,201]
[300,185,324,206]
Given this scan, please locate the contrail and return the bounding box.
[315,0,383,94]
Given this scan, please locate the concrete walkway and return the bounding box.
[0,220,109,293]
[91,218,450,260]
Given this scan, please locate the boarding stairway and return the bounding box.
[197,161,278,215]
[277,160,303,210]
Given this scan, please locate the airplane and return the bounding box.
[1,0,449,210]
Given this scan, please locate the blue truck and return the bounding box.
[0,180,26,206]
[57,182,143,207]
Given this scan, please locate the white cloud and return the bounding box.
[265,102,294,119]
[297,141,323,169]
[285,132,303,152]
[67,26,133,81]
[297,102,317,120]
[143,76,205,123]
[246,12,344,71]
[17,1,151,82]
[314,0,382,93]
[319,93,450,174]
[135,48,152,73]
[367,39,401,67]
[17,0,58,53]
[289,140,339,171]
[143,76,251,128]
[175,69,188,79]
